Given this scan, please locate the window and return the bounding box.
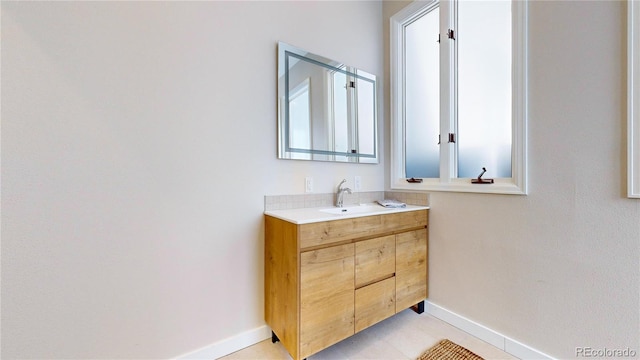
[390,0,528,194]
[289,78,312,160]
[327,68,378,163]
[629,0,640,198]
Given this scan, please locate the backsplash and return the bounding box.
[385,191,430,207]
[264,191,429,211]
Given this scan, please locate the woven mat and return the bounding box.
[417,339,485,360]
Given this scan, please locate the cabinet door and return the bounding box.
[355,235,396,288]
[300,244,355,359]
[395,229,427,311]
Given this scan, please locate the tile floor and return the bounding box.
[220,309,517,360]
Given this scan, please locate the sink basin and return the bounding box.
[319,204,389,215]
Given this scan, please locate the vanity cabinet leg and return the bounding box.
[271,331,280,343]
[411,301,425,314]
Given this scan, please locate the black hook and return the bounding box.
[472,167,494,184]
[478,167,487,180]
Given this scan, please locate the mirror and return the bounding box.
[277,42,378,163]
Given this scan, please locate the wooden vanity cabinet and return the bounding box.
[265,209,428,360]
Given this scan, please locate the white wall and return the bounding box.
[1,2,384,358]
[383,1,640,358]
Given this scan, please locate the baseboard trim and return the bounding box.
[424,300,555,360]
[177,302,554,360]
[176,325,271,360]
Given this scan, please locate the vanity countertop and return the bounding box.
[264,203,430,225]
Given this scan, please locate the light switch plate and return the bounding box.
[305,177,313,193]
[354,176,362,191]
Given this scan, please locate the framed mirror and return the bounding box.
[277,42,378,163]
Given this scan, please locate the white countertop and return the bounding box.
[264,203,430,224]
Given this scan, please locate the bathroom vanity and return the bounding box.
[264,205,429,360]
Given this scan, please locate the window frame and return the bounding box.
[628,0,640,198]
[390,0,528,195]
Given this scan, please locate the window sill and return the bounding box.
[391,178,527,195]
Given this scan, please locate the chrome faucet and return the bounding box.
[335,179,352,207]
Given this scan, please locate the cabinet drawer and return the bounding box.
[355,235,395,288]
[298,210,428,249]
[355,277,395,333]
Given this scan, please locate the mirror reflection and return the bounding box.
[277,42,378,163]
